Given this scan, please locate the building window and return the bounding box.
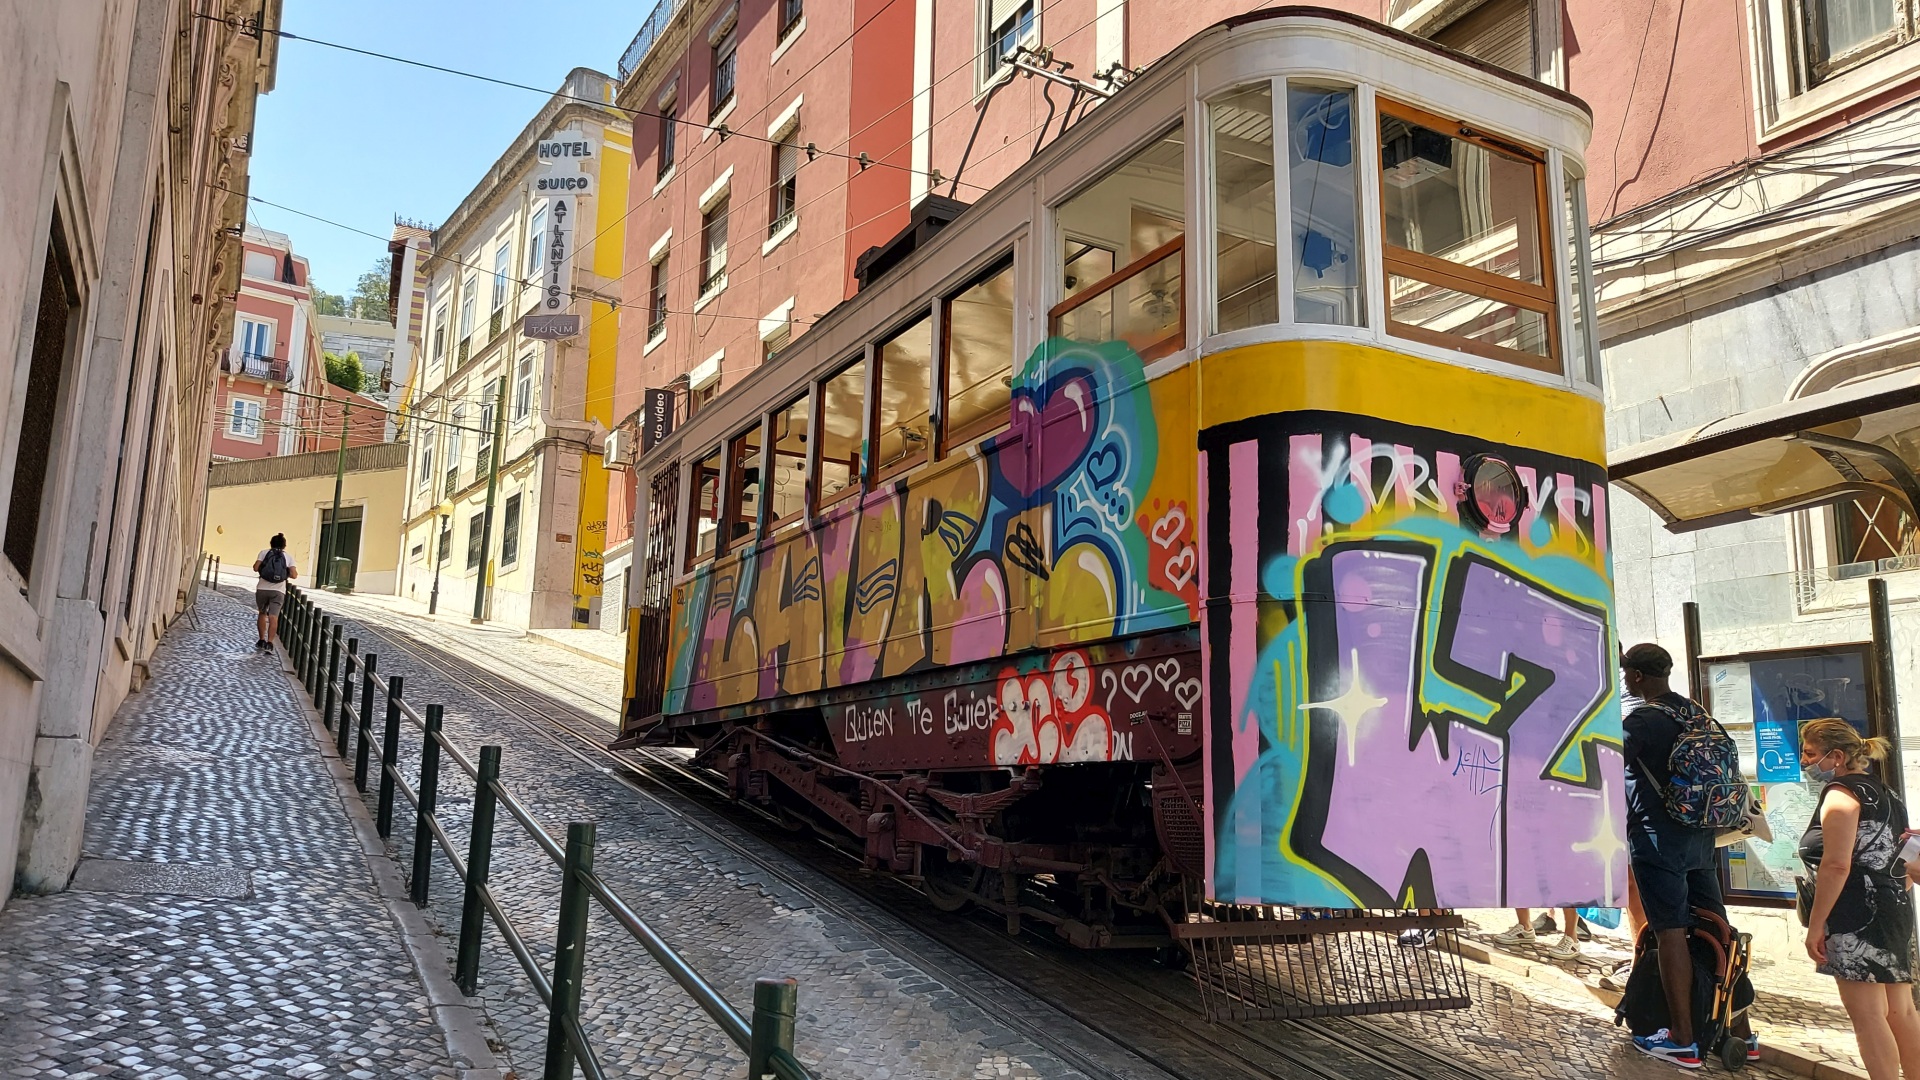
[243,249,278,279]
[438,519,452,564]
[816,358,866,509]
[781,0,804,38]
[767,394,808,528]
[412,542,425,561]
[712,21,738,118]
[1054,125,1186,362]
[649,256,670,339]
[493,242,512,313]
[986,0,1037,78]
[477,393,496,473]
[1428,0,1536,78]
[228,398,264,439]
[659,106,678,178]
[688,445,723,568]
[701,197,729,296]
[763,322,791,365]
[943,257,1015,448]
[1802,0,1912,84]
[770,137,799,236]
[459,279,476,341]
[502,493,522,566]
[690,380,719,416]
[431,303,449,367]
[1210,83,1278,334]
[1836,496,1914,567]
[1378,98,1556,372]
[527,206,547,276]
[418,434,435,488]
[513,353,535,422]
[5,224,77,582]
[238,317,273,360]
[447,406,465,491]
[467,513,485,571]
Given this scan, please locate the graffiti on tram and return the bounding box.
[664,337,1199,747]
[1200,407,1625,911]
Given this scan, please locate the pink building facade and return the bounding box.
[210,226,325,461]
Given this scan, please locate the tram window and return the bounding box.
[1054,125,1186,360]
[816,358,866,509]
[722,427,762,551]
[767,395,809,528]
[1287,84,1364,326]
[1563,167,1598,385]
[1377,99,1556,370]
[687,446,723,568]
[1210,84,1277,333]
[873,315,934,479]
[943,258,1015,448]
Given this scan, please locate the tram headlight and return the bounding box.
[1459,454,1525,534]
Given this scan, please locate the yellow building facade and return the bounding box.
[203,443,409,595]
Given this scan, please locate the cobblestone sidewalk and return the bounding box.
[0,592,480,1080]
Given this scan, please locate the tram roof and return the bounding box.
[1609,365,1920,532]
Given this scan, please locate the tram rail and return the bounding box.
[317,596,1498,1080]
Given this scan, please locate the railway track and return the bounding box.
[317,599,1496,1080]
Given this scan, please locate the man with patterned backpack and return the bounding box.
[1621,642,1757,1069]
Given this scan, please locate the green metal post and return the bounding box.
[319,404,349,590]
[472,377,507,624]
[355,654,377,791]
[544,822,596,1078]
[748,978,799,1080]
[338,638,359,754]
[308,613,327,696]
[410,705,443,907]
[377,675,404,839]
[323,625,341,731]
[456,745,503,995]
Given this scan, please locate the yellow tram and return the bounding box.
[620,6,1622,992]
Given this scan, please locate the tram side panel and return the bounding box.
[662,337,1202,774]
[1196,341,1627,914]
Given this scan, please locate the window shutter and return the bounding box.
[989,0,1025,32]
[777,141,799,183]
[1432,0,1535,78]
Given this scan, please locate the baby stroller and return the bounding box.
[1614,906,1756,1070]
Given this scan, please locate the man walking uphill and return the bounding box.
[253,533,298,652]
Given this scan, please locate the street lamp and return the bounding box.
[428,501,452,615]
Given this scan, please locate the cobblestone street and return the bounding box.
[0,592,474,1080]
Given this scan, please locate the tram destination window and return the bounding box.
[687,446,723,568]
[815,358,866,510]
[873,315,933,479]
[767,394,809,528]
[1378,99,1556,370]
[1210,84,1277,333]
[1054,125,1185,361]
[943,258,1015,448]
[722,426,762,551]
[1289,84,1364,325]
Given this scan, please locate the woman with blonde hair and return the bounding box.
[1799,716,1920,1078]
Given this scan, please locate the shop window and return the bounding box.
[1378,99,1556,370]
[942,257,1015,448]
[688,445,723,567]
[874,316,933,479]
[767,395,808,528]
[723,426,763,551]
[1210,84,1277,333]
[1054,126,1185,361]
[816,358,866,509]
[1288,84,1365,325]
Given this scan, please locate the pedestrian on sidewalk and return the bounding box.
[1493,907,1583,959]
[1798,717,1920,1079]
[253,533,297,652]
[1621,642,1755,1068]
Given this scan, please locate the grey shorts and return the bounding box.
[255,589,284,616]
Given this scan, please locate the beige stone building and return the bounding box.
[0,0,281,906]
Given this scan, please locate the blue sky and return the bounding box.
[250,0,647,295]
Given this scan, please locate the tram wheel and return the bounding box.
[922,857,982,913]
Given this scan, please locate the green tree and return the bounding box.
[312,289,347,316]
[349,254,393,321]
[323,350,365,394]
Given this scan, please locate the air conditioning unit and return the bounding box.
[603,427,633,471]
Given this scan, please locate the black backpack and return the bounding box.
[259,549,289,584]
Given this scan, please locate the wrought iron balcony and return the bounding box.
[490,309,504,338]
[444,469,458,499]
[221,349,289,382]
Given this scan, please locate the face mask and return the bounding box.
[1805,755,1841,785]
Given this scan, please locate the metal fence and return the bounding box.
[618,0,689,83]
[278,584,817,1080]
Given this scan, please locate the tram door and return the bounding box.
[623,463,679,732]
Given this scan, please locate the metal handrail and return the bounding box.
[278,585,813,1079]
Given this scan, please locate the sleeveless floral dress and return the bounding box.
[1799,773,1914,983]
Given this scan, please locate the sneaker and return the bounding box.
[255,639,268,651]
[1397,928,1435,947]
[1632,1029,1702,1069]
[1545,933,1581,961]
[1492,922,1537,947]
[1745,1035,1761,1063]
[1599,960,1633,992]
